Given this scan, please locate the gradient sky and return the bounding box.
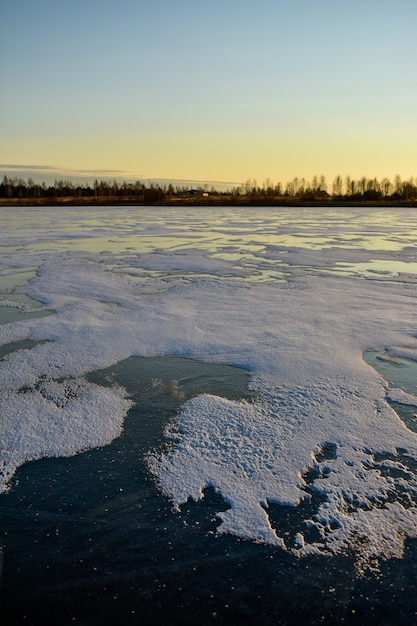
[1,0,416,187]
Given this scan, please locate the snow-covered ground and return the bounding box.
[1,205,417,567]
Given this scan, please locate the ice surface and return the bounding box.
[1,206,417,566]
[387,388,417,406]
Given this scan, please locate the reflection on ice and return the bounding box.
[2,206,417,284]
[335,259,417,279]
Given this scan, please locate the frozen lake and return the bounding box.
[1,205,417,624]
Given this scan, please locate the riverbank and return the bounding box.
[1,196,417,208]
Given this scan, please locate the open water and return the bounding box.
[0,354,416,626]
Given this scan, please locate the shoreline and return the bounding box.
[1,196,417,208]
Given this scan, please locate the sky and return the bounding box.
[1,0,416,188]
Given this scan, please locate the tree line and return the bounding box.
[1,174,417,204]
[241,174,417,201]
[0,176,165,202]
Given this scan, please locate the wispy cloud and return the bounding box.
[0,164,133,178]
[0,164,241,189]
[0,164,63,172]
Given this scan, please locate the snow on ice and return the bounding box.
[1,206,417,566]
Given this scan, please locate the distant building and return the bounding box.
[182,189,209,197]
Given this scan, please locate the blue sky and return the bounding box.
[1,0,416,186]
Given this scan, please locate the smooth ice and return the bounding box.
[1,206,417,567]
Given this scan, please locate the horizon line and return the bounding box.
[1,164,415,189]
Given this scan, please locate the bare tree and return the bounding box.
[332,175,343,196]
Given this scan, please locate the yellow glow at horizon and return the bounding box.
[1,125,416,186]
